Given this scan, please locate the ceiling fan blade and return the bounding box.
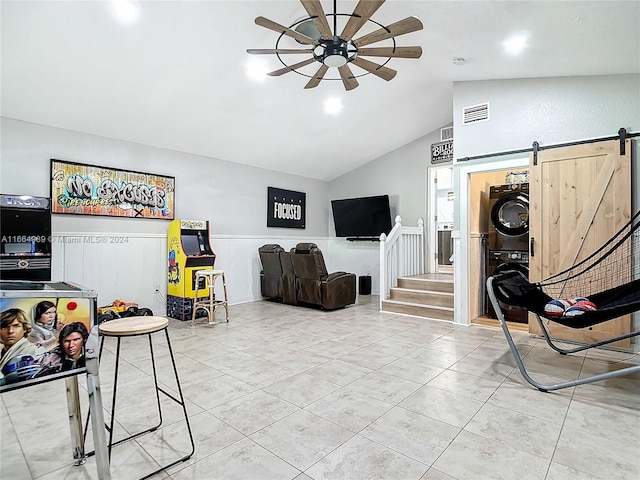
[338,64,359,91]
[353,16,424,48]
[300,0,333,39]
[255,16,320,46]
[304,64,330,89]
[351,57,396,81]
[247,48,314,55]
[267,58,317,77]
[340,0,385,41]
[357,46,422,59]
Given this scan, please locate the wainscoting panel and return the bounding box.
[49,232,332,318]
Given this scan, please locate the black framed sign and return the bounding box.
[431,140,453,165]
[267,187,305,229]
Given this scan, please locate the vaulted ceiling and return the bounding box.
[2,1,639,180]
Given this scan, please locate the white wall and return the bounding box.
[1,118,330,237]
[0,118,333,312]
[328,130,441,227]
[452,73,640,160]
[50,231,327,317]
[326,128,443,289]
[0,116,441,302]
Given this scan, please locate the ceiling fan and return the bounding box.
[246,0,423,91]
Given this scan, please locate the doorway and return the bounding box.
[428,166,454,273]
[453,157,529,325]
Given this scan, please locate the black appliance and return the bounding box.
[359,275,372,295]
[437,227,453,266]
[488,183,529,251]
[331,195,392,240]
[0,194,52,281]
[485,249,529,323]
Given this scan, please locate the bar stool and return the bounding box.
[192,269,229,326]
[98,316,194,480]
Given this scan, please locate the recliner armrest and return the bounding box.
[320,272,356,309]
[323,271,353,282]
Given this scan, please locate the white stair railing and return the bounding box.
[379,216,425,310]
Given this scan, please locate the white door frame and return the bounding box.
[453,157,529,325]
[427,164,453,273]
[426,166,438,273]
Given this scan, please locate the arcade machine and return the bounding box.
[166,219,216,320]
[0,194,52,281]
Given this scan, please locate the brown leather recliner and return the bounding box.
[290,243,356,309]
[258,244,285,300]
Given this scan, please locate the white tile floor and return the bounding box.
[1,296,639,480]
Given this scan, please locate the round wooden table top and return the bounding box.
[99,315,169,337]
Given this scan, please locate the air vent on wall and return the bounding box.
[462,102,490,125]
[440,126,453,141]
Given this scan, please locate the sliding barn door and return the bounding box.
[528,139,632,345]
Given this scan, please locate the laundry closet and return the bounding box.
[465,137,632,343]
[467,168,530,329]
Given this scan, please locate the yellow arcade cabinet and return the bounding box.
[167,219,216,320]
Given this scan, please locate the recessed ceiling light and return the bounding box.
[503,34,528,56]
[245,58,270,82]
[111,0,140,25]
[324,98,343,115]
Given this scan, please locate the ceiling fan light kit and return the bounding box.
[247,0,424,91]
[320,39,349,67]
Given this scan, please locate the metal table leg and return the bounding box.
[65,376,85,465]
[86,325,111,479]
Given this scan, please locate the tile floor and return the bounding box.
[1,296,638,480]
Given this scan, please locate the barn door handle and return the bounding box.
[530,237,535,257]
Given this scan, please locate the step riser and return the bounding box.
[397,278,453,293]
[389,289,453,308]
[382,301,454,321]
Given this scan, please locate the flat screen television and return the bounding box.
[331,195,393,239]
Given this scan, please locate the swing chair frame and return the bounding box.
[486,275,640,392]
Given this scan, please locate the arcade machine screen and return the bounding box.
[181,233,201,256]
[0,208,51,255]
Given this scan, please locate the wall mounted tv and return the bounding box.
[331,195,393,240]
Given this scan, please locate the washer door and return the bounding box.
[493,262,528,278]
[492,262,529,309]
[491,192,529,237]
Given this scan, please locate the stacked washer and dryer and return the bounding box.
[485,182,530,323]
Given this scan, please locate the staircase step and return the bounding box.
[381,300,454,322]
[397,277,454,293]
[389,288,454,308]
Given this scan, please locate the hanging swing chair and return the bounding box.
[486,210,640,391]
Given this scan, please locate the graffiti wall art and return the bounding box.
[50,159,175,219]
